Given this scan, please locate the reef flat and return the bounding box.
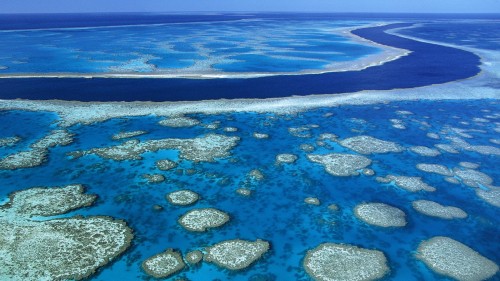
[204,239,270,270]
[178,208,230,232]
[412,200,467,220]
[69,133,240,162]
[0,130,73,170]
[141,249,185,278]
[416,236,498,281]
[307,153,372,176]
[304,243,390,281]
[0,184,133,280]
[167,190,200,206]
[354,202,407,227]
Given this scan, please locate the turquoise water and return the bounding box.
[1,100,498,280]
[0,19,380,75]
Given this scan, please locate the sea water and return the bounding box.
[0,13,499,281]
[0,100,498,281]
[0,15,378,75]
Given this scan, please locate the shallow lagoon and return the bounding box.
[0,18,379,75]
[0,100,498,280]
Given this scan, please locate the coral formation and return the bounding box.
[166,190,199,206]
[0,184,133,281]
[354,203,407,227]
[159,116,200,127]
[412,200,467,219]
[338,135,404,154]
[111,130,147,140]
[307,153,372,176]
[156,159,178,170]
[276,153,298,164]
[416,236,498,281]
[377,175,436,192]
[142,249,185,278]
[204,239,269,270]
[0,130,73,170]
[69,134,240,162]
[178,208,229,232]
[304,243,389,281]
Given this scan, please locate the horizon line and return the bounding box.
[1,11,500,15]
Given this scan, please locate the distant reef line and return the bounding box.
[0,23,482,101]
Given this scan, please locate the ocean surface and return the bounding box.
[0,13,499,281]
[0,13,495,101]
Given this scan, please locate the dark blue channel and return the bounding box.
[0,23,481,101]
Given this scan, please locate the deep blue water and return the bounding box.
[0,100,498,280]
[0,23,481,101]
[397,20,500,50]
[0,13,489,101]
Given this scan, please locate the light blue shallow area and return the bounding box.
[0,19,380,74]
[0,100,498,280]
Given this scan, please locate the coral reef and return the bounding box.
[307,153,372,176]
[166,190,199,206]
[0,184,133,281]
[416,236,498,281]
[159,116,200,127]
[304,243,389,281]
[0,130,73,170]
[305,197,321,205]
[416,164,453,176]
[354,203,407,227]
[338,135,404,154]
[142,249,185,278]
[276,153,298,164]
[156,159,178,170]
[69,134,240,162]
[376,175,436,192]
[204,239,269,270]
[412,200,467,219]
[178,208,229,232]
[111,130,147,140]
[409,146,441,157]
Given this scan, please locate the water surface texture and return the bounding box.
[0,100,499,280]
[0,13,499,281]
